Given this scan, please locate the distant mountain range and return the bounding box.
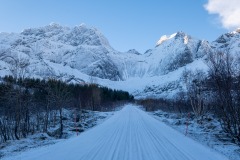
[0,23,240,98]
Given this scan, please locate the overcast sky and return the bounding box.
[0,0,239,53]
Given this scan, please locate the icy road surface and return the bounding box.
[4,104,229,160]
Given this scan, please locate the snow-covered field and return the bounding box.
[2,104,229,160]
[151,110,240,160]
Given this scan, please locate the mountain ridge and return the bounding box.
[0,23,239,98]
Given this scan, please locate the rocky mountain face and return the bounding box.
[141,32,211,75]
[212,29,240,56]
[0,24,239,98]
[0,23,121,81]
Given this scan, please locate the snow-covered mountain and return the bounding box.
[212,28,240,56]
[0,23,121,81]
[0,23,239,99]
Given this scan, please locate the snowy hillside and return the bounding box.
[0,24,239,98]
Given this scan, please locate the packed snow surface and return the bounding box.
[3,104,229,160]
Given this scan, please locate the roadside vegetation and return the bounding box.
[0,76,133,143]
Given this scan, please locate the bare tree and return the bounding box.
[207,51,240,143]
[47,80,71,138]
[182,69,208,117]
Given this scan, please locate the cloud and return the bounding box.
[204,0,240,29]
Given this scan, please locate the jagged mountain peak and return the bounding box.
[156,31,191,47]
[174,31,188,38]
[156,33,177,46]
[127,49,141,55]
[20,23,111,47]
[72,24,111,47]
[21,23,67,36]
[212,29,240,56]
[215,28,240,44]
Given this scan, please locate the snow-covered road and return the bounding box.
[4,104,229,160]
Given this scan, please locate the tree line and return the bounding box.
[0,76,134,142]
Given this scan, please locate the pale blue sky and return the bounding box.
[0,0,228,52]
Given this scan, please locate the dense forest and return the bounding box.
[0,76,134,142]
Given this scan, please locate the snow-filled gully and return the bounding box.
[4,104,229,160]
